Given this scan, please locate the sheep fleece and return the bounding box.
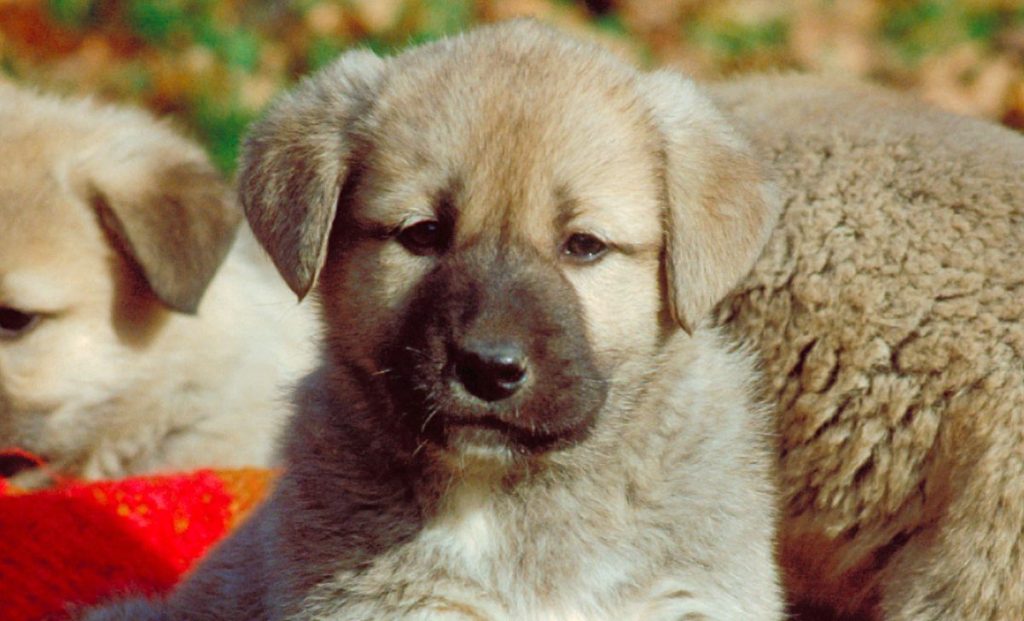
[711,75,1024,620]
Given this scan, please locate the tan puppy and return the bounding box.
[84,21,783,620]
[0,82,317,481]
[711,75,1024,620]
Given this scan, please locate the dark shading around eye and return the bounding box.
[562,233,608,262]
[0,307,39,337]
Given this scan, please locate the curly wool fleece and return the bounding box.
[711,75,1024,621]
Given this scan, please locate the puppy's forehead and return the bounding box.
[356,31,663,243]
[0,125,112,294]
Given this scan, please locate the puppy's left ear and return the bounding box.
[81,135,241,315]
[639,71,780,334]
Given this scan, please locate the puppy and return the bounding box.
[85,21,783,620]
[711,74,1024,620]
[0,82,317,481]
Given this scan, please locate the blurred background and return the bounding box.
[2,0,1021,173]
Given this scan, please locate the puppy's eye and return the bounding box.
[397,220,448,255]
[0,307,40,338]
[562,233,608,262]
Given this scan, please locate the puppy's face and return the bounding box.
[0,85,238,469]
[0,157,126,457]
[320,55,667,455]
[241,21,778,463]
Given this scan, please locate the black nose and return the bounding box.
[454,340,529,402]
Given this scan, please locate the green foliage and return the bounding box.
[14,0,1019,172]
[593,13,628,37]
[418,0,473,40]
[207,28,262,71]
[127,0,189,43]
[688,17,789,60]
[191,92,259,173]
[307,35,347,71]
[881,0,1024,62]
[47,0,97,28]
[127,0,262,70]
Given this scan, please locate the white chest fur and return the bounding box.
[421,483,503,571]
[406,483,716,621]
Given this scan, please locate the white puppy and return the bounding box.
[0,82,317,481]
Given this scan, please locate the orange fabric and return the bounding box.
[0,463,273,621]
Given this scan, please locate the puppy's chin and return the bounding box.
[440,426,518,467]
[421,406,596,466]
[431,421,579,477]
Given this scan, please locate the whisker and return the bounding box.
[420,405,442,433]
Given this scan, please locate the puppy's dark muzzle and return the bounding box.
[388,245,607,453]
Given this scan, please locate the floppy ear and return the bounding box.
[238,50,387,300]
[81,133,241,315]
[639,71,780,334]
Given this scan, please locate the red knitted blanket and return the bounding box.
[0,452,273,621]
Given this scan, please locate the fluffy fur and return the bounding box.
[710,74,1024,620]
[84,21,783,620]
[0,81,318,480]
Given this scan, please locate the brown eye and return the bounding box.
[0,307,39,338]
[397,220,448,255]
[562,233,608,262]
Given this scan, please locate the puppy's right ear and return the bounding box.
[239,50,386,299]
[638,71,780,334]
